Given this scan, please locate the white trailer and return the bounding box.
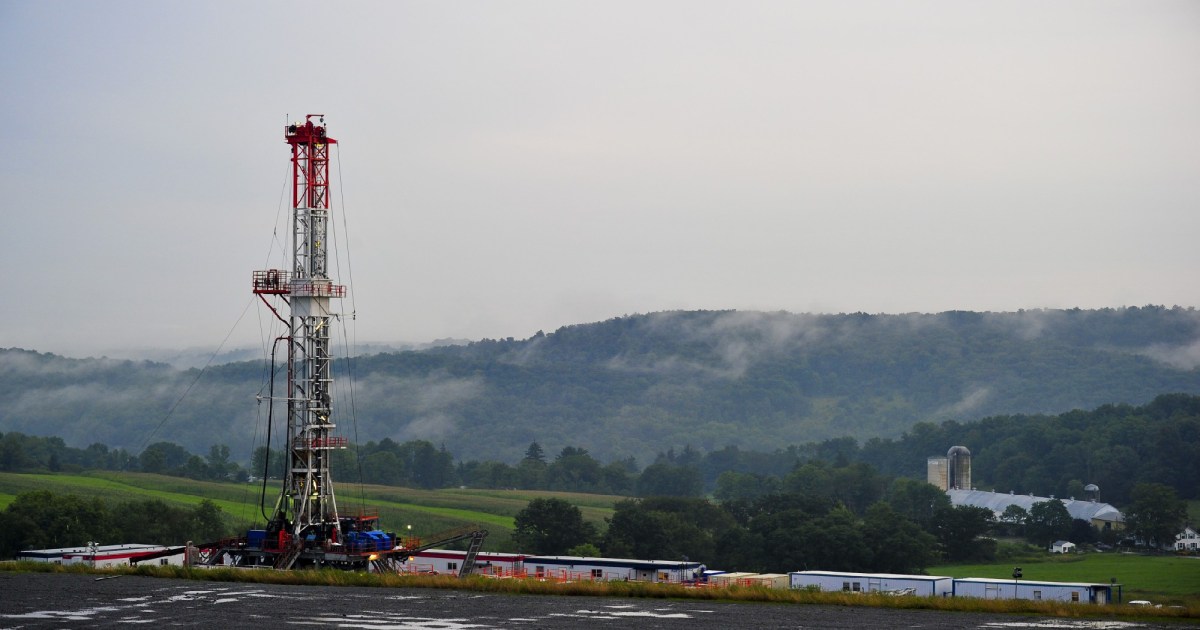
[401,550,526,576]
[789,571,953,597]
[523,555,704,583]
[952,578,1111,604]
[17,544,184,568]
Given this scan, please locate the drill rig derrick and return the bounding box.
[235,116,385,570]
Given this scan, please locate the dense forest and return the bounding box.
[2,307,1198,466]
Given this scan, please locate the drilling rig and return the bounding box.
[216,115,386,569]
[199,117,487,572]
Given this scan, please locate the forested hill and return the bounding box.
[2,306,1199,464]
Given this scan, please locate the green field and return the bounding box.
[935,552,1200,606]
[0,471,622,552]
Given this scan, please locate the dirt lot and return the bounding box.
[0,572,1184,629]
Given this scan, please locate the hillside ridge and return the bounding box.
[2,306,1198,463]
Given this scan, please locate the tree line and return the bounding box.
[510,468,995,574]
[513,477,1189,574]
[0,491,227,559]
[3,393,1197,509]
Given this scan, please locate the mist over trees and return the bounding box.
[2,393,1197,510]
[2,306,1198,465]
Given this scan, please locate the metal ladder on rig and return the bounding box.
[274,541,304,570]
[456,530,488,578]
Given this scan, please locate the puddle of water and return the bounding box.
[304,613,496,629]
[982,622,1144,629]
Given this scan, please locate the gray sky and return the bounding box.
[2,1,1198,359]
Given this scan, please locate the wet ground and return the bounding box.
[0,572,1186,629]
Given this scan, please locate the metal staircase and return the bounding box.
[274,541,305,570]
[457,530,489,577]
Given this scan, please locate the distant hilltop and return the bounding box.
[1,306,1198,463]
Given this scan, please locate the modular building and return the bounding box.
[952,578,1113,604]
[708,571,763,587]
[401,550,526,576]
[789,571,954,597]
[743,573,790,588]
[523,555,705,583]
[16,544,184,568]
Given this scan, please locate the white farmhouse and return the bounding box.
[1175,527,1199,552]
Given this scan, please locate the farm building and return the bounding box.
[522,555,705,583]
[16,544,184,568]
[789,571,953,597]
[1050,540,1076,553]
[952,578,1113,603]
[400,550,526,576]
[948,489,1125,530]
[1175,527,1199,552]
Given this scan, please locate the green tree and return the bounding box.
[547,449,606,492]
[862,502,937,573]
[138,442,191,474]
[512,498,596,555]
[1027,500,1073,547]
[601,497,734,564]
[205,444,234,480]
[884,477,951,531]
[1126,482,1187,549]
[251,446,285,479]
[636,463,703,497]
[713,471,780,502]
[515,457,548,489]
[998,504,1029,536]
[0,491,116,556]
[523,442,546,463]
[933,504,995,562]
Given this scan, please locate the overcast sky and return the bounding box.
[2,1,1198,359]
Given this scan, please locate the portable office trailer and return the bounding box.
[401,550,525,576]
[743,573,790,588]
[708,572,760,587]
[789,571,954,597]
[523,555,704,583]
[952,578,1111,604]
[16,544,183,568]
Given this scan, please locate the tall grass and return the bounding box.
[3,561,1195,621]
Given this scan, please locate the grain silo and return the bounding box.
[947,446,971,490]
[927,456,949,491]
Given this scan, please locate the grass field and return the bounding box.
[0,471,622,552]
[934,552,1200,606]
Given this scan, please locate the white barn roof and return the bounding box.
[948,489,1124,523]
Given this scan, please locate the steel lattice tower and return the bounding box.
[253,115,347,550]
